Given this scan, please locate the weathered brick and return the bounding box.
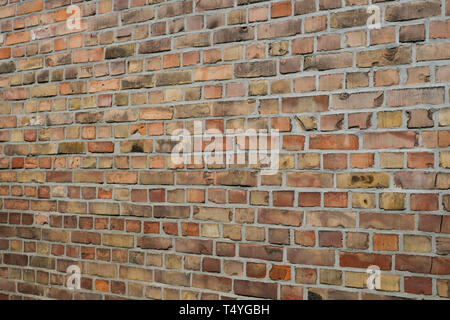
[258,209,303,227]
[216,171,257,187]
[306,211,356,228]
[18,57,43,71]
[257,20,302,39]
[235,61,277,78]
[140,172,174,185]
[380,193,406,210]
[174,103,212,119]
[282,96,329,113]
[155,270,189,286]
[175,238,213,255]
[105,44,136,59]
[155,71,192,86]
[0,61,16,74]
[193,274,232,293]
[196,0,233,11]
[234,280,277,299]
[193,206,232,222]
[337,173,390,188]
[154,206,190,219]
[71,231,101,245]
[360,212,415,231]
[213,100,256,116]
[385,1,441,22]
[394,172,437,189]
[58,142,85,154]
[239,244,283,262]
[158,1,193,17]
[121,75,154,89]
[122,7,154,24]
[59,82,87,95]
[305,52,353,70]
[330,9,369,28]
[138,38,171,54]
[89,202,120,215]
[89,79,120,93]
[138,236,172,250]
[174,33,210,49]
[214,27,254,44]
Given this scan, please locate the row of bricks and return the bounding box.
[0,130,449,153]
[1,244,449,275]
[1,1,448,47]
[1,170,449,189]
[0,0,448,18]
[2,53,450,95]
[2,64,450,99]
[3,229,447,253]
[1,205,449,232]
[1,27,450,71]
[1,271,448,300]
[1,184,449,208]
[2,221,450,252]
[0,250,449,298]
[1,150,450,170]
[2,105,450,131]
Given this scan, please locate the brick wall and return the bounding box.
[0,0,449,300]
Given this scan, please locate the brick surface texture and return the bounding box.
[0,0,449,300]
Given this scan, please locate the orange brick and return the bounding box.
[271,1,292,18]
[373,234,398,251]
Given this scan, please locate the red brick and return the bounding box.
[404,277,432,295]
[340,252,392,270]
[410,194,439,211]
[310,134,358,150]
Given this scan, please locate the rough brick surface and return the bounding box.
[0,0,449,301]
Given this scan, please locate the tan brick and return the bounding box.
[31,84,58,97]
[201,223,220,238]
[357,46,411,67]
[306,211,356,228]
[337,173,390,188]
[404,235,432,253]
[89,202,120,215]
[18,57,43,71]
[440,151,450,168]
[120,266,152,282]
[380,152,404,169]
[156,71,192,86]
[103,233,134,248]
[193,206,232,222]
[345,272,368,288]
[380,193,406,210]
[379,274,401,292]
[58,142,85,154]
[320,269,342,285]
[439,108,450,126]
